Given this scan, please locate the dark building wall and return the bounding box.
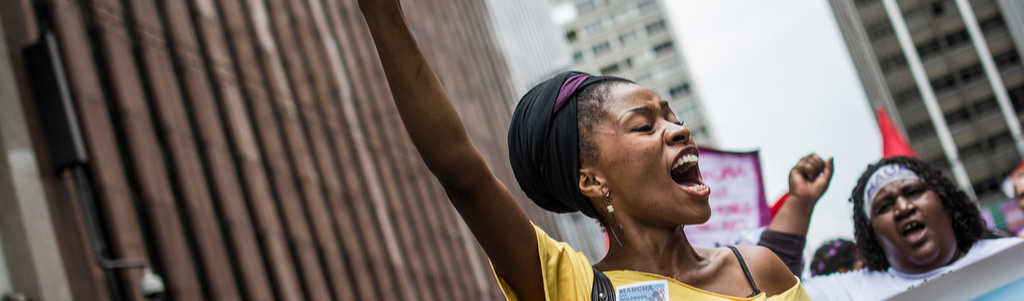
[4,0,562,300]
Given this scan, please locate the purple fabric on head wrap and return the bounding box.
[554,74,591,113]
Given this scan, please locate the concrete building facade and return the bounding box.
[830,0,1024,204]
[0,0,565,300]
[484,0,574,100]
[554,0,716,146]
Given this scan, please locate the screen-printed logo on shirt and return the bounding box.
[616,279,668,301]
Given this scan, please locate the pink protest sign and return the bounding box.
[684,147,770,248]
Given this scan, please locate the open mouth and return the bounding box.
[671,153,707,193]
[901,221,927,243]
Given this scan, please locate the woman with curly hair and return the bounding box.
[781,156,1023,300]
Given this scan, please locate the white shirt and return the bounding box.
[802,237,1023,301]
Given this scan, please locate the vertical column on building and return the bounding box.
[954,0,1024,158]
[881,0,977,198]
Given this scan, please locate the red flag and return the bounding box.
[770,192,788,219]
[876,106,917,158]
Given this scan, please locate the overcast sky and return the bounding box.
[663,0,884,269]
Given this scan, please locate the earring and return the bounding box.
[605,191,624,248]
[604,191,614,213]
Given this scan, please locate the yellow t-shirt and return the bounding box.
[494,225,810,301]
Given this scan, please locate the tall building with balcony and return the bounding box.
[553,0,716,145]
[830,0,1024,204]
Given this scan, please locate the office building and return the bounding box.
[554,0,717,145]
[830,0,1024,203]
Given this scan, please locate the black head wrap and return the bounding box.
[508,71,630,219]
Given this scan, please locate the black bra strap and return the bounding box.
[727,246,762,298]
[591,267,616,301]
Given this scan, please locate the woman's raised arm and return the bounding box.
[359,1,544,300]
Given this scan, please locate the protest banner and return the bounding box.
[887,242,1024,301]
[684,148,770,248]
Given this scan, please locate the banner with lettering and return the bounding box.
[684,148,770,248]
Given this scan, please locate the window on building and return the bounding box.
[894,88,921,109]
[619,30,637,44]
[653,41,674,56]
[638,0,657,12]
[577,0,596,14]
[929,157,949,170]
[866,22,894,40]
[1009,85,1024,113]
[973,177,1002,197]
[916,39,942,60]
[624,57,633,68]
[944,107,971,127]
[592,41,611,56]
[566,30,578,43]
[958,63,983,83]
[930,1,946,17]
[979,15,1006,32]
[646,20,667,35]
[669,82,690,99]
[583,20,603,34]
[988,131,1013,150]
[600,63,620,74]
[879,54,907,73]
[994,51,1021,70]
[930,74,956,93]
[944,29,969,48]
[907,122,935,139]
[959,141,986,158]
[972,96,998,115]
[573,51,585,62]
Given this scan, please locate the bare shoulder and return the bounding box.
[732,245,798,296]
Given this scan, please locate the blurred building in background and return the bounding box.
[484,0,573,100]
[830,0,1024,204]
[552,0,717,146]
[0,0,570,300]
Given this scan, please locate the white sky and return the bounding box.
[663,0,883,270]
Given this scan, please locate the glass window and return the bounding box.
[592,41,611,56]
[879,54,907,73]
[619,30,637,44]
[916,39,942,60]
[866,22,894,40]
[980,15,1006,32]
[577,0,596,14]
[907,122,935,139]
[972,97,997,115]
[994,51,1021,70]
[669,82,690,98]
[600,63,620,74]
[646,20,667,35]
[1009,85,1024,113]
[637,0,657,12]
[930,1,945,17]
[944,29,969,48]
[958,63,983,83]
[929,74,956,93]
[566,30,578,43]
[653,41,675,56]
[943,107,970,127]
